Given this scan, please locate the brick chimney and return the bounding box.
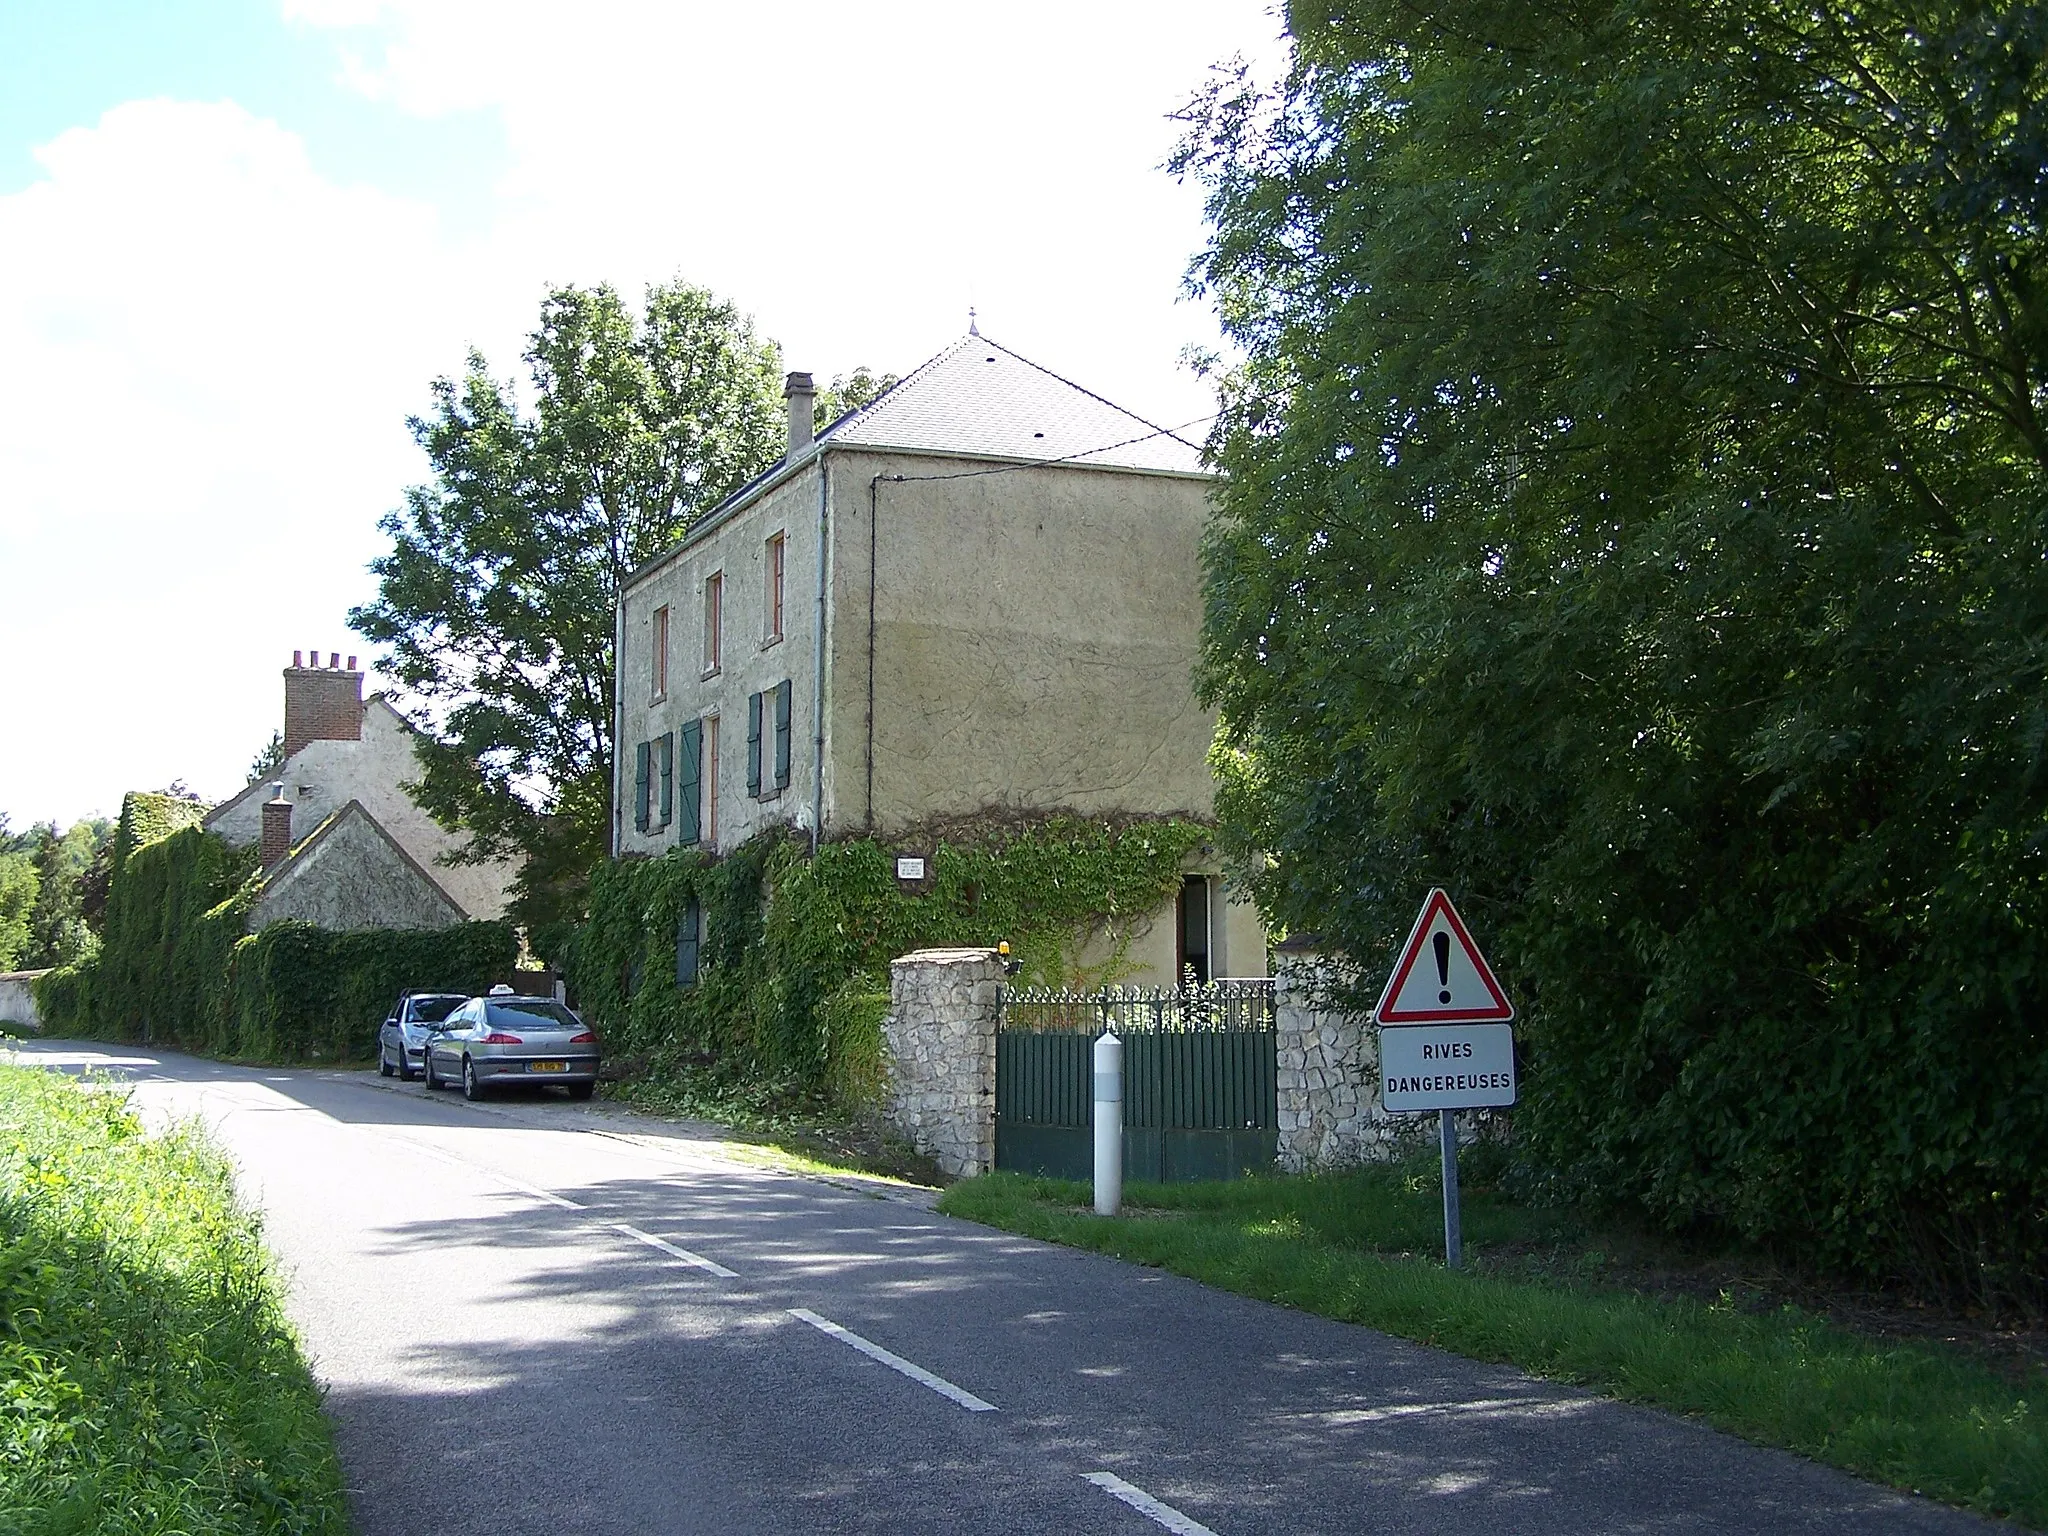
[260,784,293,866]
[784,371,815,460]
[282,652,364,759]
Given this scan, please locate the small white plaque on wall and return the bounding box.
[895,856,926,881]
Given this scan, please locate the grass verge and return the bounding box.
[939,1169,2048,1528]
[603,1063,943,1187]
[0,1064,349,1535]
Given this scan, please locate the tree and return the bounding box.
[816,367,898,431]
[247,730,286,784]
[0,847,34,971]
[1180,2,2048,1300]
[349,281,788,947]
[23,818,112,968]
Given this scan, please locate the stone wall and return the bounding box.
[883,947,1003,1177]
[0,970,48,1032]
[1274,947,1408,1171]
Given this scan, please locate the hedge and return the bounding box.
[570,816,1212,1102]
[34,794,517,1062]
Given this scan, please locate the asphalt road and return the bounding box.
[8,1037,1997,1535]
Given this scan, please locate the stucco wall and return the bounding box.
[617,466,821,856]
[0,971,48,1031]
[825,450,1218,836]
[249,807,466,932]
[206,698,519,920]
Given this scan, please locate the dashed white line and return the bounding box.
[1083,1472,1221,1536]
[611,1222,739,1278]
[788,1308,998,1412]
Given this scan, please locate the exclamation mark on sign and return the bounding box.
[1434,931,1452,1005]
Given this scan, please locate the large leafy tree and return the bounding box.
[350,282,787,944]
[1182,2,2048,1297]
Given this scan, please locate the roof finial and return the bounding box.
[968,306,979,337]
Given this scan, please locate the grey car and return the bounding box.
[423,991,600,1101]
[377,992,467,1081]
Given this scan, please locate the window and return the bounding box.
[633,740,652,833]
[746,691,763,796]
[702,572,722,675]
[765,532,786,643]
[677,719,703,844]
[1176,874,1212,985]
[773,678,793,791]
[656,731,674,828]
[747,683,793,799]
[675,895,701,986]
[704,713,720,844]
[651,604,669,700]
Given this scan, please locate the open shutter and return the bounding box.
[657,731,674,827]
[774,678,793,790]
[747,691,763,796]
[633,740,651,832]
[677,719,703,844]
[675,895,701,985]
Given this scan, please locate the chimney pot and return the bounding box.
[293,650,302,668]
[784,370,816,460]
[346,654,357,671]
[329,651,340,669]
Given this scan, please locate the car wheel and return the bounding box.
[462,1056,484,1101]
[379,1043,395,1078]
[397,1048,419,1082]
[567,1081,594,1101]
[423,1053,443,1090]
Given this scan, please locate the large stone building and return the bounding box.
[614,333,1264,984]
[206,656,521,930]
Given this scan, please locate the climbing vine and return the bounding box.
[569,815,1213,1100]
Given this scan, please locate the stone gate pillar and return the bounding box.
[1273,936,1402,1170]
[882,947,1004,1178]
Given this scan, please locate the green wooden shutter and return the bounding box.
[747,691,763,796]
[675,895,701,985]
[633,740,651,832]
[774,678,793,790]
[657,732,674,827]
[677,719,703,844]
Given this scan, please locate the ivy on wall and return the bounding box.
[569,815,1213,1102]
[35,793,517,1061]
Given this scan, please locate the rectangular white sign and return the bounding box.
[1379,1023,1517,1112]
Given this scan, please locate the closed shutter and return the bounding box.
[657,731,674,827]
[774,678,793,790]
[747,691,763,797]
[675,895,701,985]
[633,740,651,832]
[677,719,703,844]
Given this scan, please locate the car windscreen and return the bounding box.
[486,1000,583,1031]
[408,996,466,1023]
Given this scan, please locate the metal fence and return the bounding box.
[998,978,1275,1035]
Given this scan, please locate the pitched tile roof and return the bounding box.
[820,334,1209,475]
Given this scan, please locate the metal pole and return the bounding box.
[1094,1029,1123,1217]
[1439,1108,1463,1271]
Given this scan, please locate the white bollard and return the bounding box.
[1093,1029,1123,1216]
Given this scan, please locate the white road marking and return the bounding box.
[611,1222,739,1278]
[787,1308,997,1412]
[1083,1472,1222,1536]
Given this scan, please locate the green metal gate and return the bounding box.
[995,982,1278,1182]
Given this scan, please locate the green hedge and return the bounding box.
[33,793,518,1063]
[570,816,1212,1099]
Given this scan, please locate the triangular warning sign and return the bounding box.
[1375,888,1514,1024]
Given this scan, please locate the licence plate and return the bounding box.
[527,1060,570,1073]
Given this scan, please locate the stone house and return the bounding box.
[614,332,1264,985]
[205,656,521,931]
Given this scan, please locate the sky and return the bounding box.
[0,0,1290,830]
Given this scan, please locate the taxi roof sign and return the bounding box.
[1374,888,1514,1025]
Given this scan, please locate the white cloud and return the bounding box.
[0,5,1288,828]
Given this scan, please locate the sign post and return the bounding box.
[1372,889,1516,1271]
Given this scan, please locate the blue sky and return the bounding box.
[0,1,1287,829]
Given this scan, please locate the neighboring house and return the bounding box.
[614,332,1265,984]
[206,655,521,931]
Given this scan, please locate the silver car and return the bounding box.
[423,990,600,1101]
[377,991,467,1081]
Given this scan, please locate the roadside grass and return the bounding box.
[604,1064,943,1187]
[940,1169,2048,1528]
[0,1064,349,1535]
